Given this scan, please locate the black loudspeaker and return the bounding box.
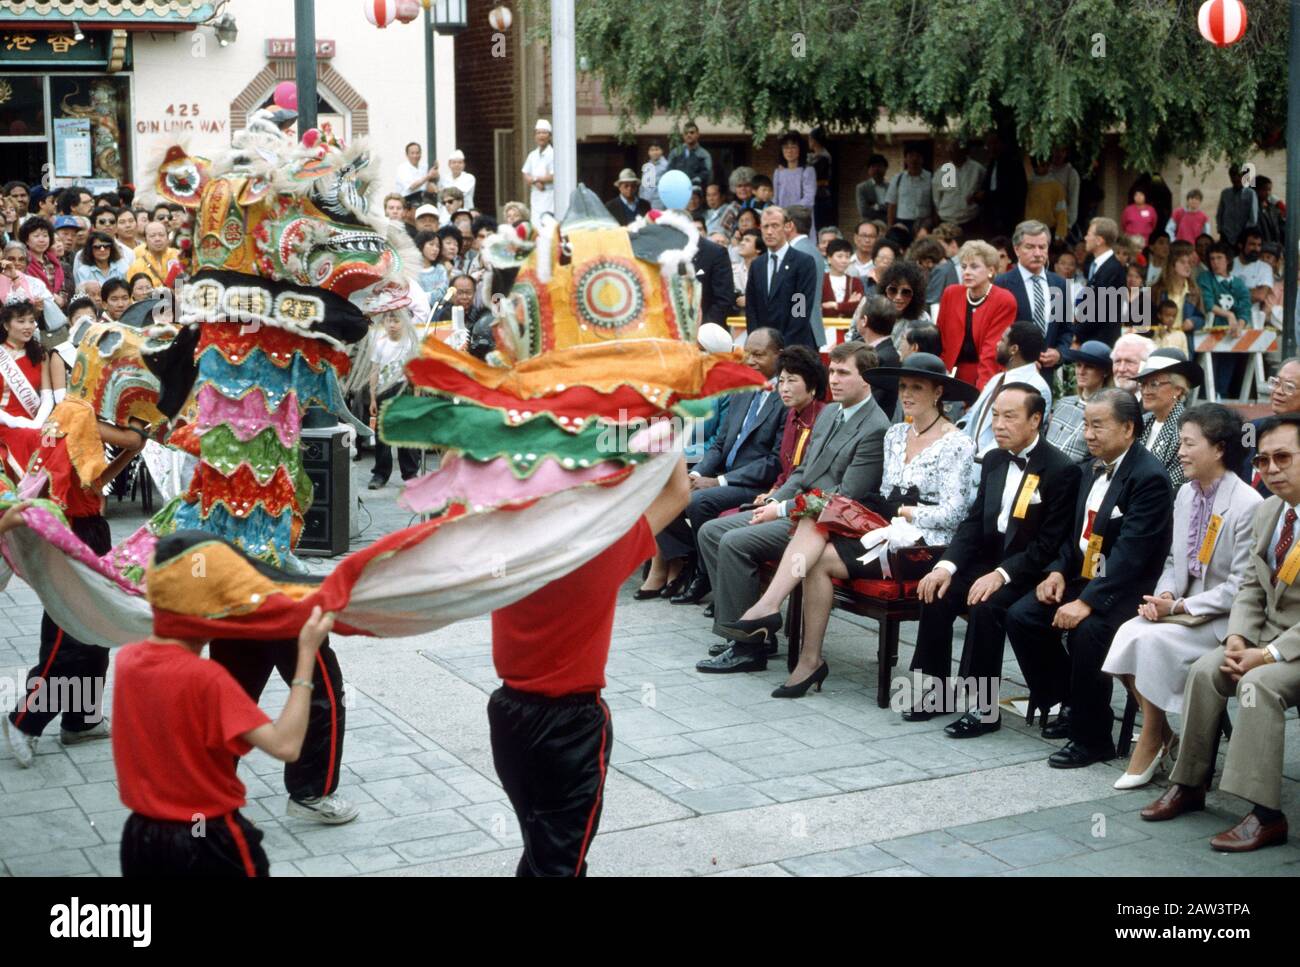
[297,426,351,557]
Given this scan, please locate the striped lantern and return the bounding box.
[489,5,512,31]
[396,0,421,23]
[1197,0,1248,47]
[364,0,400,28]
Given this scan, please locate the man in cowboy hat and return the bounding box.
[605,169,650,226]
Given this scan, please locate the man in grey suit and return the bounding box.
[695,342,891,673]
[784,205,828,349]
[1141,415,1300,852]
[660,328,786,603]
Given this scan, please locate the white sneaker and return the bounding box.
[286,792,359,825]
[60,718,111,746]
[3,718,37,768]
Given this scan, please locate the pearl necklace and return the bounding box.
[966,287,990,308]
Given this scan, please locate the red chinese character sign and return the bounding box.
[1198,0,1248,46]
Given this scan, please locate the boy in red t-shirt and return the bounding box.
[0,507,336,877]
[488,459,689,876]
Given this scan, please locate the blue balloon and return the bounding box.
[657,169,692,211]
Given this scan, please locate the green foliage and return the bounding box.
[524,0,1287,168]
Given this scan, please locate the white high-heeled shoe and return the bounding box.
[1114,748,1167,789]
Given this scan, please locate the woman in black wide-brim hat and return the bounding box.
[720,353,979,699]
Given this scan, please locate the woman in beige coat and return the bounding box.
[1104,403,1262,789]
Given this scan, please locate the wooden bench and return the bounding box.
[785,578,921,708]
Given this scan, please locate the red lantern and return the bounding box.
[364,0,400,28]
[1198,0,1248,47]
[396,0,421,23]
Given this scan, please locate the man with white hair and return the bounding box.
[521,120,555,222]
[443,150,476,212]
[1110,332,1152,397]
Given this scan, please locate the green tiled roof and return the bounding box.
[0,0,217,23]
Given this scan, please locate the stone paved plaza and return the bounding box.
[2,465,1299,877]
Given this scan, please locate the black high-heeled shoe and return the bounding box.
[771,661,828,699]
[634,584,667,600]
[718,611,783,643]
[661,561,694,599]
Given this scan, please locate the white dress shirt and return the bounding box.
[1079,445,1130,554]
[522,145,555,221]
[394,160,430,195]
[444,171,476,212]
[963,362,1053,457]
[935,437,1039,582]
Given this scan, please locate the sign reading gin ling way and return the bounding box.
[266,38,336,59]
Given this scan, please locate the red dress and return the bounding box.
[0,353,42,483]
[935,283,1017,389]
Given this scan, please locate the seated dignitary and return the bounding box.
[1135,348,1200,489]
[694,341,891,674]
[912,383,1080,734]
[1046,340,1114,463]
[714,353,977,694]
[960,320,1052,459]
[1140,415,1300,852]
[1103,403,1260,789]
[1243,356,1300,496]
[641,327,785,599]
[749,345,829,502]
[1005,388,1175,767]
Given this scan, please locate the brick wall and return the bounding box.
[453,0,519,217]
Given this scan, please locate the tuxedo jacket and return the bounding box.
[692,387,784,490]
[744,246,820,350]
[1049,443,1174,611]
[1229,495,1300,660]
[944,438,1080,586]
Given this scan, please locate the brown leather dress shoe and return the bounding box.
[1209,813,1289,852]
[1140,783,1206,822]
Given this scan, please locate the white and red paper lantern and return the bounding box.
[1198,0,1248,47]
[489,5,512,31]
[364,0,400,28]
[396,0,421,23]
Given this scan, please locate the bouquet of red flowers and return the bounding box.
[790,488,830,520]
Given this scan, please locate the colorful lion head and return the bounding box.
[65,320,165,430]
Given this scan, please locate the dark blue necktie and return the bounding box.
[726,392,765,468]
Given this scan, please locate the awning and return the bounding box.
[0,0,217,27]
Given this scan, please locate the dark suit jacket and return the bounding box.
[1076,252,1127,346]
[605,195,650,227]
[986,151,1027,236]
[1049,443,1173,611]
[925,257,959,306]
[770,396,891,507]
[994,267,1072,367]
[945,438,1080,586]
[866,336,900,418]
[744,246,820,350]
[692,387,783,490]
[693,236,737,327]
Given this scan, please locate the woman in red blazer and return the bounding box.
[935,240,1018,389]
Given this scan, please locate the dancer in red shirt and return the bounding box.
[488,459,689,876]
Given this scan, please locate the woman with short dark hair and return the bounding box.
[1103,403,1261,788]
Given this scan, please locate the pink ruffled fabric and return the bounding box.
[20,505,144,595]
[399,453,628,515]
[196,383,301,446]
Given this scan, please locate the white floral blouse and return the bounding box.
[881,422,976,546]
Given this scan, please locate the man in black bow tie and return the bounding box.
[1004,388,1174,767]
[911,384,1080,737]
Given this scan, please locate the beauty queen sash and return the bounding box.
[0,349,39,418]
